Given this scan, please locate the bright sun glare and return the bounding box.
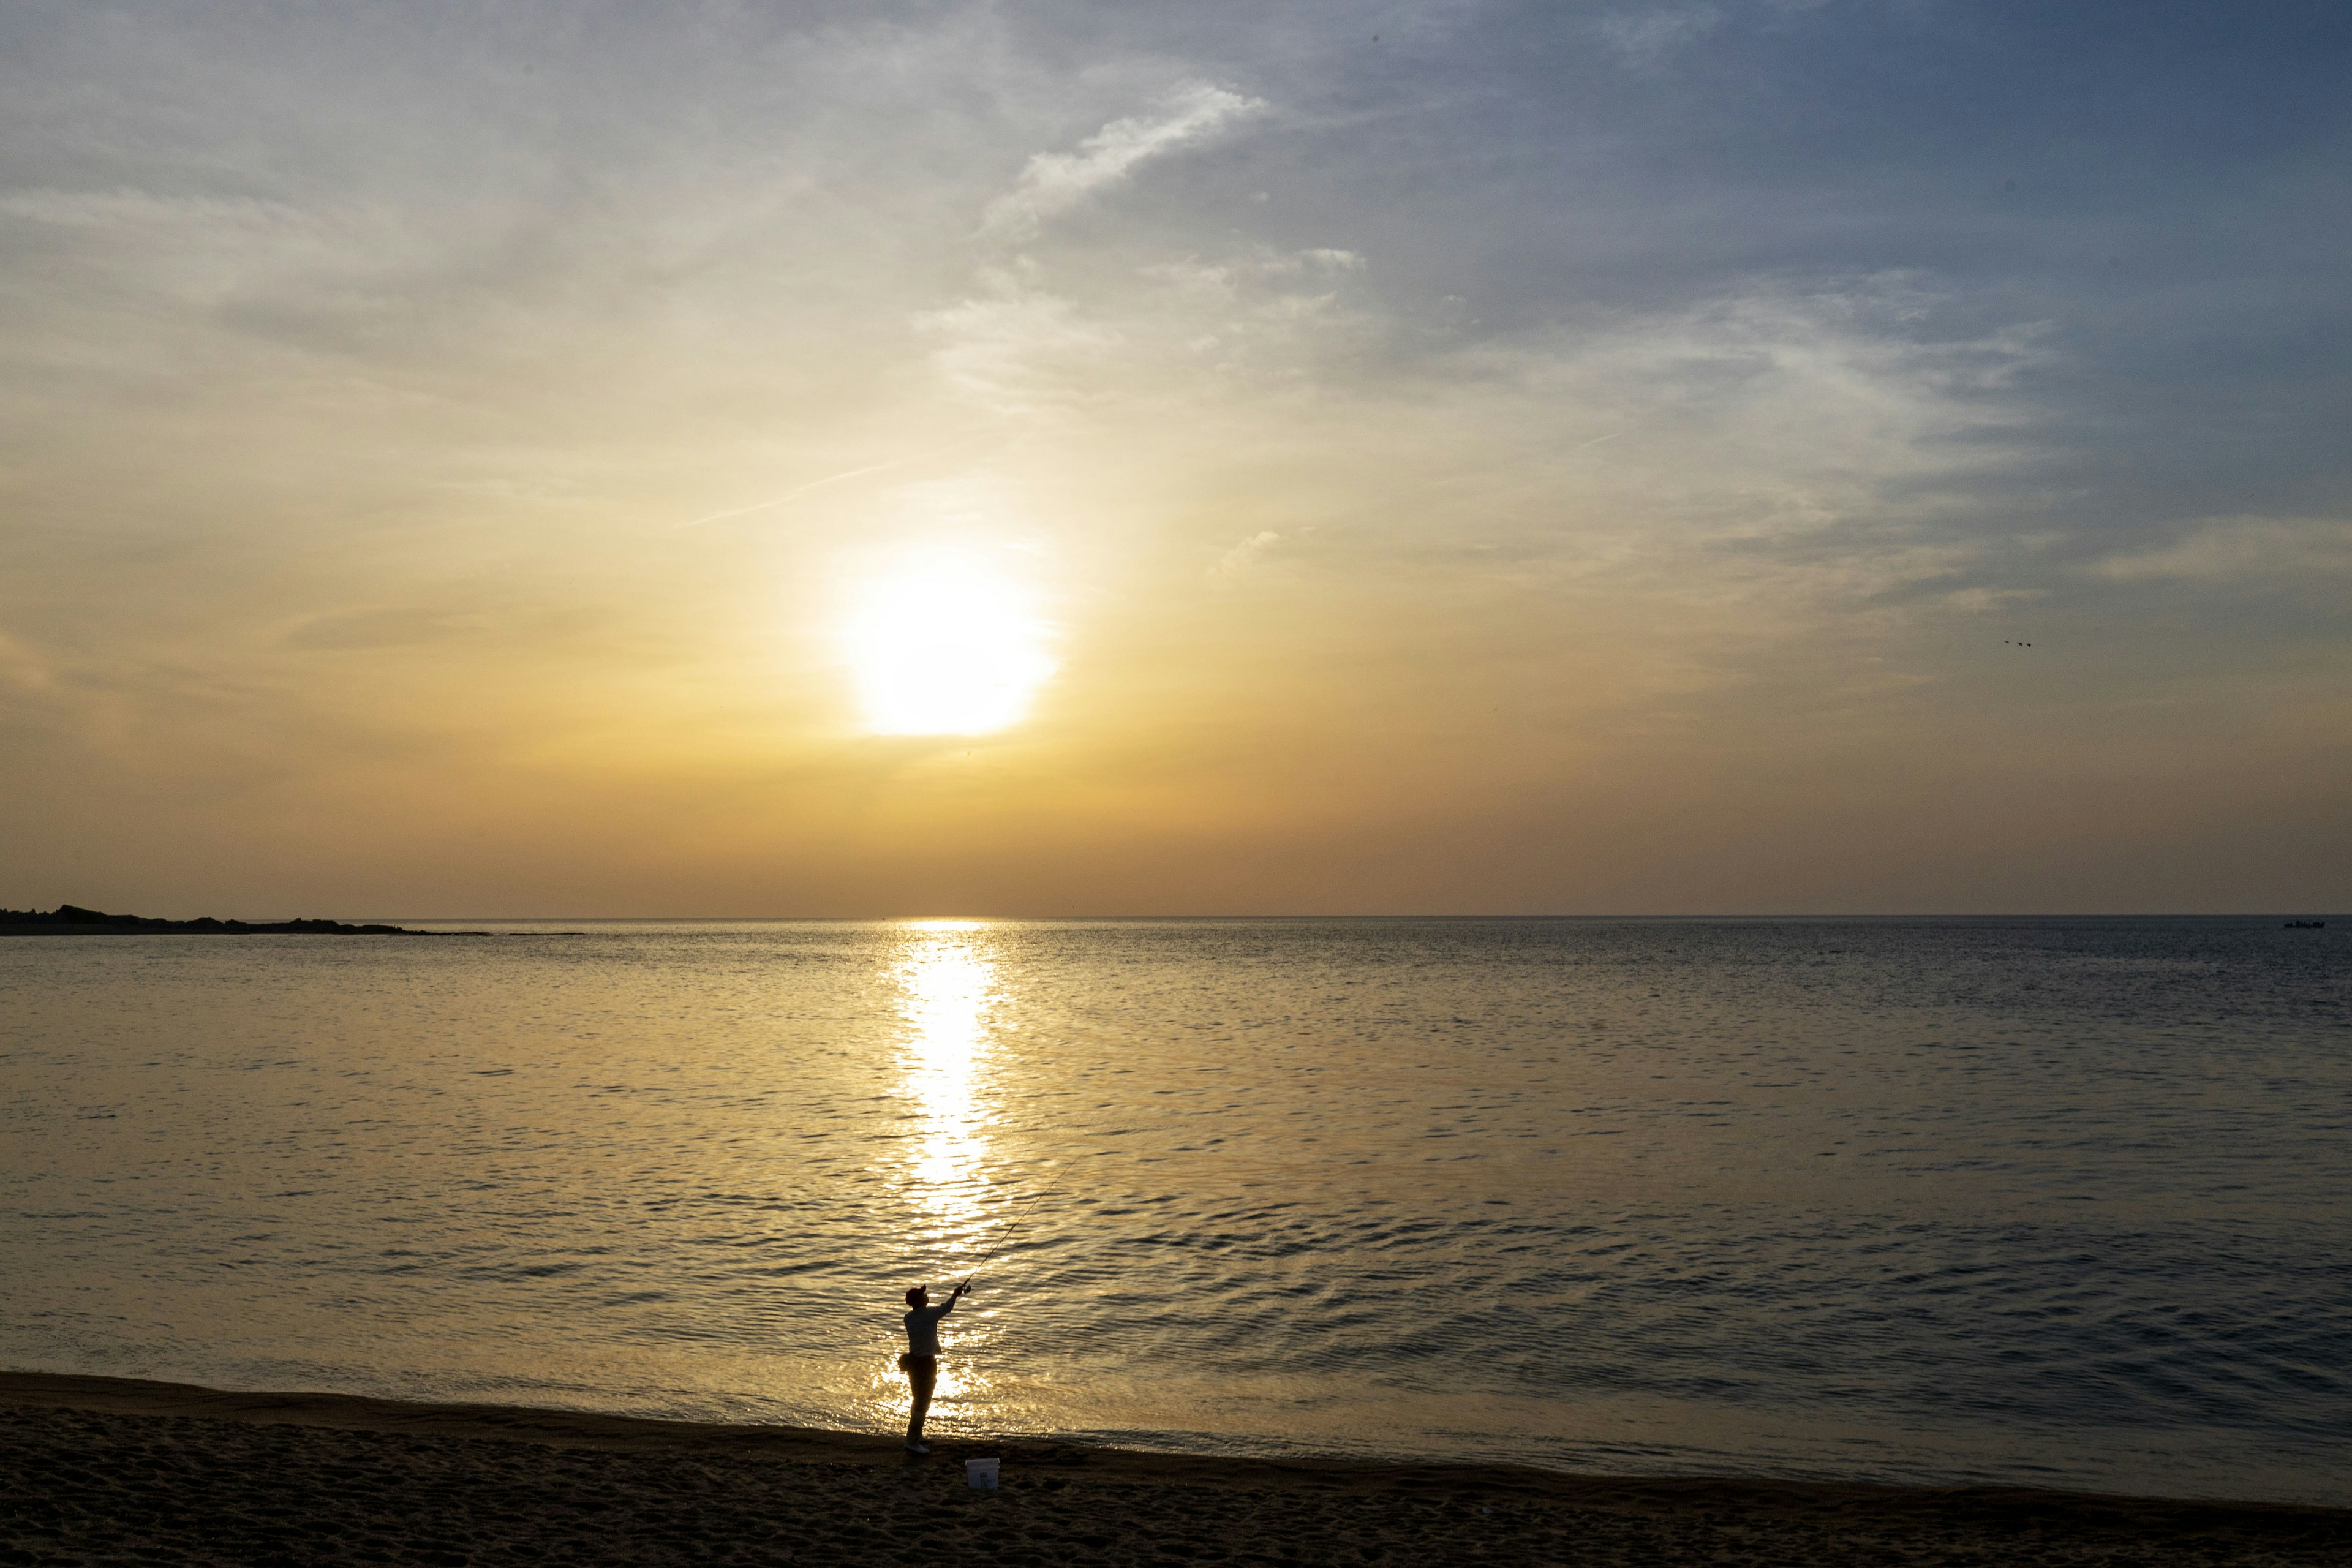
[843,552,1057,735]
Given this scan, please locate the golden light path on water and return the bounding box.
[862,919,1005,1425]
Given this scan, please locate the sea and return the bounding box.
[2,917,2346,1504]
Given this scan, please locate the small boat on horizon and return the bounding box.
[2283,919,2327,929]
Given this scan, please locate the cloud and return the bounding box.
[979,84,1268,243]
[0,187,265,229]
[1599,6,1724,66]
[1209,531,1283,585]
[913,273,1121,410]
[1433,276,2052,564]
[1146,249,1364,300]
[282,607,486,652]
[921,86,1337,415]
[2090,516,2352,584]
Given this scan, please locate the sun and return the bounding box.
[842,550,1057,735]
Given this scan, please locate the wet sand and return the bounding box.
[2,1373,2343,1566]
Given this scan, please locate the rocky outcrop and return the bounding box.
[0,903,470,935]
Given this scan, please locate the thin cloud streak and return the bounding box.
[676,436,1011,530]
[979,83,1268,243]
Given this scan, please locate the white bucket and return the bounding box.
[965,1457,1000,1491]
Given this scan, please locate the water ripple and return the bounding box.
[1,916,2345,1502]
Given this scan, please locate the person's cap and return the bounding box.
[905,1286,926,1306]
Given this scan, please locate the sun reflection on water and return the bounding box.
[894,925,995,1199]
[889,919,1003,1242]
[864,919,1007,1430]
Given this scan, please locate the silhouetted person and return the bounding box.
[899,1281,966,1453]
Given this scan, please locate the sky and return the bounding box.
[2,0,2348,916]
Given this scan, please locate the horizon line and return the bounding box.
[342,910,2341,923]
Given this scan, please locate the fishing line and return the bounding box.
[961,1150,1098,1288]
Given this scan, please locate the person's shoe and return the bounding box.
[905,1440,929,1455]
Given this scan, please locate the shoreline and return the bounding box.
[6,1372,2346,1566]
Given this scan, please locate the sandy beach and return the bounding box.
[2,1374,2343,1567]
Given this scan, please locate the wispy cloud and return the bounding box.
[1209,531,1283,585]
[2090,516,2352,584]
[282,607,486,653]
[921,87,1283,412]
[979,84,1267,243]
[1599,5,1724,66]
[914,273,1123,411]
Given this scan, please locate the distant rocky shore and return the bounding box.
[0,903,476,936]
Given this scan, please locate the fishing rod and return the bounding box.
[960,1150,1096,1289]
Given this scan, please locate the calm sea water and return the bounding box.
[2,918,2346,1503]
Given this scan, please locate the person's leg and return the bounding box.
[904,1355,937,1449]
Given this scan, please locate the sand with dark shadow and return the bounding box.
[2,1374,2343,1566]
